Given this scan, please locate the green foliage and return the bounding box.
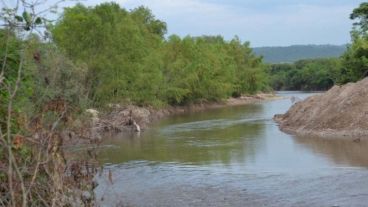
[338,2,368,84]
[265,6,368,91]
[339,36,368,83]
[0,29,89,132]
[52,3,268,106]
[0,3,100,206]
[28,41,89,111]
[227,38,268,95]
[351,2,368,35]
[0,29,33,131]
[268,58,341,90]
[161,35,234,104]
[52,3,167,106]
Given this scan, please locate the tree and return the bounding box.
[351,2,368,36]
[340,37,368,83]
[339,3,368,83]
[227,37,268,96]
[267,58,340,91]
[52,3,167,106]
[1,2,99,206]
[53,3,269,106]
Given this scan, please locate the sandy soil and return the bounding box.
[274,77,368,139]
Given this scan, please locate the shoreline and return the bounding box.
[96,93,282,133]
[153,93,282,119]
[275,124,368,140]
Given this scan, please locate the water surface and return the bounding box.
[96,92,368,207]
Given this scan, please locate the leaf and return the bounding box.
[23,25,31,31]
[15,15,23,22]
[22,11,31,24]
[35,17,42,25]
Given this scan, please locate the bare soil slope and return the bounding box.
[274,77,368,139]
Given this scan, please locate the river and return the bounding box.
[95,92,368,207]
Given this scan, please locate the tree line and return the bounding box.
[0,4,270,205]
[267,2,368,91]
[51,3,269,107]
[2,2,368,120]
[267,58,341,91]
[4,2,368,114]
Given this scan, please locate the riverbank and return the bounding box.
[274,77,368,140]
[94,93,281,133]
[96,91,368,207]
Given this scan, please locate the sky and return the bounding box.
[3,0,366,47]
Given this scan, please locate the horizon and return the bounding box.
[252,43,349,48]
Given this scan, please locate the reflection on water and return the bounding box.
[96,91,368,206]
[99,104,267,166]
[294,136,368,168]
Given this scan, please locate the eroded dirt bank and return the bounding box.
[95,93,280,133]
[274,77,368,139]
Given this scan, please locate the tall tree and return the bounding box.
[351,2,368,36]
[52,3,166,105]
[340,3,368,83]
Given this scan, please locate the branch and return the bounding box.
[6,55,27,207]
[1,29,11,78]
[25,149,42,195]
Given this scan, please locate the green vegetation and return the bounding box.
[253,45,347,64]
[268,58,341,90]
[52,3,269,107]
[0,30,88,131]
[0,4,271,204]
[267,2,368,91]
[339,2,368,83]
[0,4,97,206]
[2,1,368,205]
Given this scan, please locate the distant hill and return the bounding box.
[253,45,347,64]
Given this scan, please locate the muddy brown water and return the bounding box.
[95,92,368,207]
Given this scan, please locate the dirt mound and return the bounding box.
[274,77,368,139]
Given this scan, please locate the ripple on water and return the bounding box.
[96,92,368,206]
[160,117,269,134]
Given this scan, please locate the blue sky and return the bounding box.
[9,0,365,47]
